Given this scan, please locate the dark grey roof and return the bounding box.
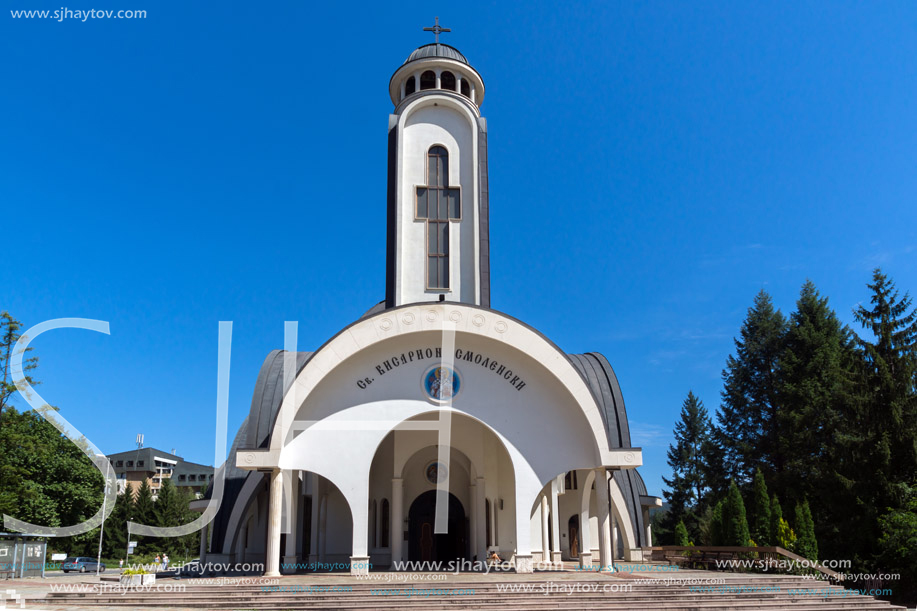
[205,350,312,553]
[404,43,468,65]
[567,353,633,450]
[569,352,650,548]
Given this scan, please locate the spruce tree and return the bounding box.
[852,269,917,497]
[103,489,134,558]
[794,499,818,560]
[717,291,788,487]
[663,391,715,538]
[749,469,771,546]
[132,479,154,550]
[777,280,860,559]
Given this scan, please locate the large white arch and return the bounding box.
[237,304,642,574]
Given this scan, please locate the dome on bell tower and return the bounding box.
[388,22,485,108]
[403,43,469,65]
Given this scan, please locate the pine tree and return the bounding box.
[663,391,715,538]
[103,490,134,558]
[777,280,860,558]
[794,499,818,560]
[717,291,788,487]
[749,469,771,546]
[0,312,40,417]
[852,269,917,496]
[132,479,155,551]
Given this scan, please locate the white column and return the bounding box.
[264,468,284,577]
[456,75,464,95]
[594,468,613,571]
[579,491,592,569]
[612,519,619,561]
[349,483,370,576]
[400,79,406,101]
[550,479,562,565]
[474,477,486,561]
[470,84,476,104]
[390,478,403,569]
[308,474,320,564]
[282,470,299,573]
[435,69,441,89]
[540,495,550,563]
[643,508,652,548]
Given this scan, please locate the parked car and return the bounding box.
[61,557,106,573]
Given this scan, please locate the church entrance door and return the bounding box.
[407,491,467,564]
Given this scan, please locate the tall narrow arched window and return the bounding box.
[405,76,416,96]
[420,70,436,90]
[460,79,470,97]
[441,71,456,91]
[416,146,461,290]
[370,500,377,548]
[380,499,390,548]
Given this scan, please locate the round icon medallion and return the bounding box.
[421,365,462,402]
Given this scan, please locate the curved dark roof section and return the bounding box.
[404,43,468,65]
[613,469,648,548]
[567,352,632,450]
[205,350,312,554]
[569,351,648,547]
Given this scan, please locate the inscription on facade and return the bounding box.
[356,346,526,391]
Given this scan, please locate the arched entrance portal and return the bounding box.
[408,491,468,563]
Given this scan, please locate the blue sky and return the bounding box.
[3,1,916,497]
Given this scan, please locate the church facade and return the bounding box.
[200,38,659,577]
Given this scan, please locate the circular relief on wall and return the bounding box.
[421,364,462,403]
[494,320,508,334]
[624,452,636,464]
[379,318,393,331]
[425,310,438,322]
[402,312,416,325]
[243,453,254,465]
[449,310,462,323]
[425,460,448,485]
[472,314,486,327]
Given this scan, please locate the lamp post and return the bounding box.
[96,454,111,579]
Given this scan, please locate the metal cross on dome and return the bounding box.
[423,17,451,44]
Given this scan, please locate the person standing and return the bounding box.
[162,554,169,571]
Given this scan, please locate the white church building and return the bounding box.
[200,34,660,577]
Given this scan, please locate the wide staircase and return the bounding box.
[33,570,906,610]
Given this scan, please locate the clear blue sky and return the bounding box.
[3,1,916,497]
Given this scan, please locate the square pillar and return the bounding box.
[540,495,550,563]
[550,479,562,565]
[390,477,403,569]
[594,468,613,571]
[282,470,299,573]
[308,474,320,564]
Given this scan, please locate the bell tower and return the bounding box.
[385,23,490,308]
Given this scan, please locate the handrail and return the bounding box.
[647,545,843,581]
